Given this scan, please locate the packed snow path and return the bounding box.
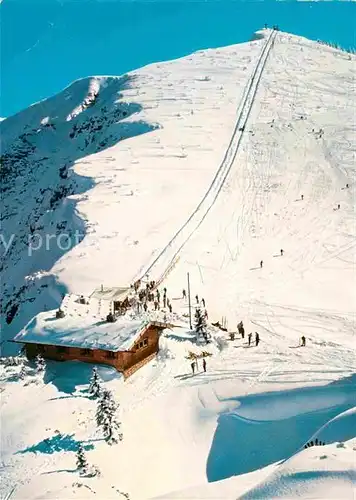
[135,29,278,285]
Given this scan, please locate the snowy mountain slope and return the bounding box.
[1,29,356,500]
[134,28,278,286]
[0,75,159,353]
[2,29,354,357]
[1,35,265,354]
[162,31,356,350]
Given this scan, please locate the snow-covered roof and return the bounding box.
[90,286,131,302]
[14,311,149,352]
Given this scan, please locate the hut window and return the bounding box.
[56,346,68,354]
[136,339,148,350]
[105,351,117,359]
[80,348,93,357]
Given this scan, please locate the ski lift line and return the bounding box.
[137,29,276,283]
[154,256,180,288]
[133,30,277,285]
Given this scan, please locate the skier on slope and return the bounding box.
[183,289,187,299]
[260,260,263,268]
[255,332,260,347]
[301,335,306,347]
[203,358,207,373]
[202,298,206,307]
[281,249,284,256]
[191,362,195,375]
[195,294,199,304]
[248,333,252,346]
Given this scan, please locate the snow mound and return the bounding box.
[309,406,356,446]
[241,439,356,499]
[238,406,356,499]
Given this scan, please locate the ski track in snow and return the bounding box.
[136,29,278,285]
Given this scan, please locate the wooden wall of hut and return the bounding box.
[23,323,162,378]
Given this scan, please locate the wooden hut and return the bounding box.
[13,311,169,379]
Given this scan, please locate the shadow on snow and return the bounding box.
[43,359,121,394]
[206,374,356,482]
[1,74,159,355]
[16,432,96,455]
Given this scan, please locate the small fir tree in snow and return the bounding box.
[19,364,28,380]
[89,367,102,398]
[76,444,100,477]
[35,353,46,373]
[194,308,207,336]
[76,444,89,474]
[96,389,122,445]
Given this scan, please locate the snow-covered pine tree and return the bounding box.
[76,443,100,477]
[96,389,122,445]
[35,353,46,373]
[76,444,89,475]
[89,367,102,398]
[194,307,207,336]
[19,364,27,380]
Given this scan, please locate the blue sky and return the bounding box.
[1,0,355,117]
